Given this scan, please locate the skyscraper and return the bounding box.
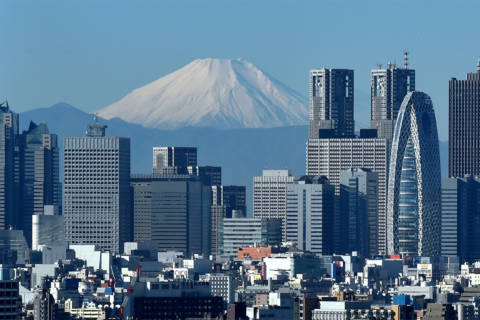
[387,91,441,256]
[285,176,335,255]
[449,59,480,178]
[130,174,211,256]
[309,69,354,138]
[253,170,295,241]
[340,168,379,257]
[219,215,282,259]
[211,185,246,256]
[371,56,415,141]
[0,101,19,230]
[64,117,131,254]
[306,135,388,254]
[188,165,222,186]
[153,147,197,174]
[441,176,480,262]
[18,122,60,245]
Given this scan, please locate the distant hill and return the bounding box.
[97,58,308,129]
[19,102,449,215]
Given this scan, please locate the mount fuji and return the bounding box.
[97,58,308,129]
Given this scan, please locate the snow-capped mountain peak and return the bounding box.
[97,58,308,129]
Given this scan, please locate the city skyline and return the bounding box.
[2,1,480,141]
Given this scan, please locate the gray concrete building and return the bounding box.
[309,68,354,139]
[253,170,295,241]
[306,136,388,254]
[152,146,197,174]
[64,117,131,254]
[340,168,379,257]
[285,176,335,255]
[210,273,235,306]
[449,59,480,178]
[32,205,65,251]
[219,215,281,259]
[370,57,415,142]
[130,174,211,256]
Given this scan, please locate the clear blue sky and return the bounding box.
[1,0,479,140]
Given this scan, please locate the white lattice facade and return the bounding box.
[387,91,441,256]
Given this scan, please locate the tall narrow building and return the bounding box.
[253,170,295,241]
[285,176,335,255]
[210,185,246,256]
[152,147,197,174]
[18,122,60,245]
[387,91,441,257]
[0,101,19,231]
[340,168,379,257]
[309,69,354,138]
[64,117,131,254]
[371,56,415,141]
[449,59,480,178]
[441,176,480,262]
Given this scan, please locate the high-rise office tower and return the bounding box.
[64,117,131,254]
[449,59,480,178]
[253,170,295,241]
[306,133,388,254]
[309,69,354,139]
[219,214,282,259]
[285,176,335,255]
[152,147,197,174]
[18,122,60,245]
[340,168,379,257]
[130,174,211,256]
[0,101,19,230]
[188,165,222,186]
[441,176,480,262]
[387,92,441,257]
[32,205,65,251]
[210,185,246,256]
[370,55,415,142]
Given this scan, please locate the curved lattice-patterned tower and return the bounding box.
[387,91,441,256]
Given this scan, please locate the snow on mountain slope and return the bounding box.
[97,58,308,129]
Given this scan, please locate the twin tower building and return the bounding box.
[304,57,442,257]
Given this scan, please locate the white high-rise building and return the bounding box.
[64,117,131,254]
[306,135,388,254]
[253,170,295,241]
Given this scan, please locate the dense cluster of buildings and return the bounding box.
[0,55,479,319]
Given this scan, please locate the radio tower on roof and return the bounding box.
[404,51,409,69]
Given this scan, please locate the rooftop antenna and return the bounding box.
[477,57,480,74]
[404,51,409,69]
[377,63,383,69]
